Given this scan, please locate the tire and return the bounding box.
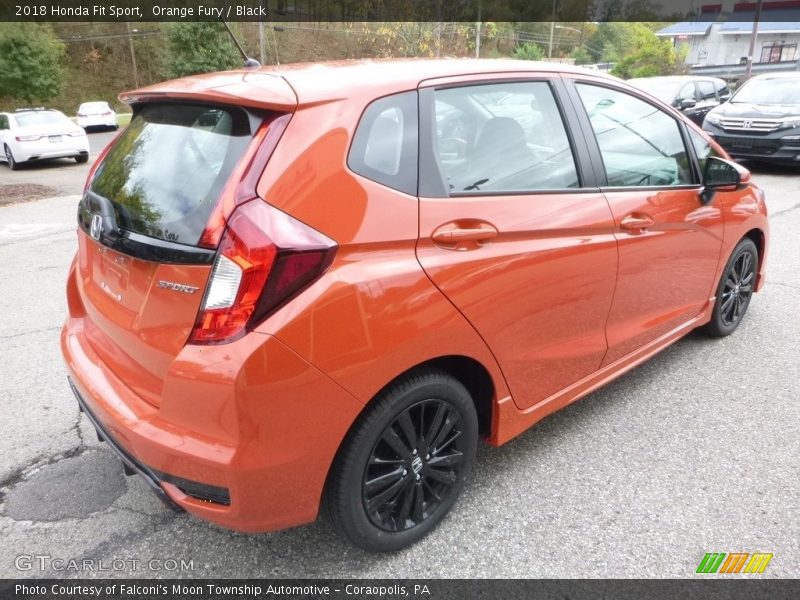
[326,369,478,552]
[701,238,758,337]
[75,154,89,164]
[5,145,19,170]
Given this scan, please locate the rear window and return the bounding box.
[14,111,70,127]
[80,102,110,112]
[90,103,254,246]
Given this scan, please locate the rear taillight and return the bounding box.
[15,135,41,142]
[198,113,291,249]
[189,199,336,345]
[77,113,86,117]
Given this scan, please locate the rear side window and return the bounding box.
[433,81,579,193]
[90,104,254,246]
[348,91,418,195]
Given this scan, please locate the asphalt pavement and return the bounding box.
[0,156,797,579]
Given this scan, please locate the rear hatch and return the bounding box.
[75,101,282,406]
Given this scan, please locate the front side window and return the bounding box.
[677,83,697,104]
[348,91,418,196]
[697,80,717,101]
[433,81,579,193]
[576,83,693,187]
[688,128,721,173]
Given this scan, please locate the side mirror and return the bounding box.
[700,157,751,204]
[680,98,697,110]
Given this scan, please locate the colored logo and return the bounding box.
[696,552,773,574]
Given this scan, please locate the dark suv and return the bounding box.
[703,72,800,164]
[628,75,730,126]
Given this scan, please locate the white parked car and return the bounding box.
[0,108,90,170]
[77,101,118,130]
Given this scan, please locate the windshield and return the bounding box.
[14,111,71,127]
[732,78,800,105]
[89,103,255,246]
[628,79,679,102]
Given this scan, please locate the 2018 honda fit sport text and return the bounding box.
[61,60,768,551]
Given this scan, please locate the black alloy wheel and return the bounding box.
[720,249,755,327]
[363,398,468,532]
[702,238,758,337]
[326,369,478,552]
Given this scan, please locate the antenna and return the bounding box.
[220,18,261,69]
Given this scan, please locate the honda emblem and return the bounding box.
[90,214,103,241]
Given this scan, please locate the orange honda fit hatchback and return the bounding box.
[62,59,768,551]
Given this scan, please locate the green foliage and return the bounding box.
[570,46,592,65]
[582,22,682,76]
[610,26,683,78]
[0,23,65,104]
[164,22,242,79]
[512,42,545,61]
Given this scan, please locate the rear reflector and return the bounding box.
[189,199,336,345]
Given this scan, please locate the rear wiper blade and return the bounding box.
[79,190,122,241]
[463,178,489,191]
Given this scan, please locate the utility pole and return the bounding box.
[125,21,138,88]
[744,0,764,80]
[548,0,556,59]
[258,0,265,64]
[259,22,266,64]
[435,0,442,57]
[475,0,481,58]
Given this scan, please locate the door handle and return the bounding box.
[432,223,498,244]
[620,214,655,232]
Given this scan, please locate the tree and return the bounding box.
[164,23,242,79]
[611,25,684,78]
[0,24,65,104]
[512,42,545,61]
[570,46,592,65]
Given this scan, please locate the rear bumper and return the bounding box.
[61,313,365,533]
[14,139,89,162]
[78,116,116,128]
[68,378,183,512]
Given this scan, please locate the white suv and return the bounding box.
[0,108,90,170]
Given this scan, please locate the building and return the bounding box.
[657,1,800,78]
